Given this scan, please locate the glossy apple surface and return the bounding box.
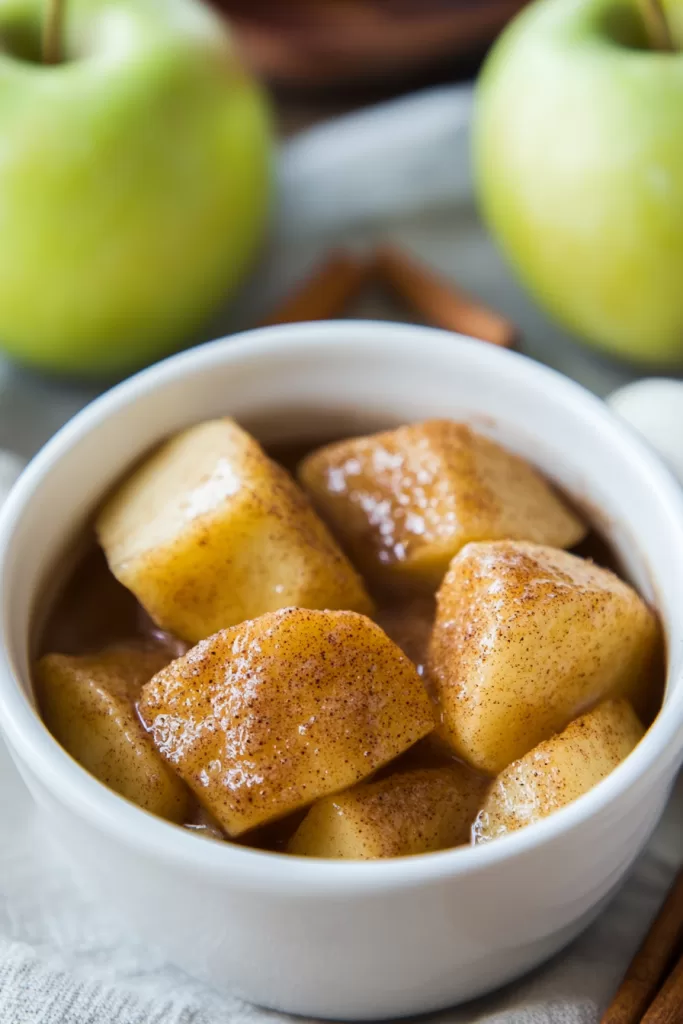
[475,0,683,367]
[0,0,271,375]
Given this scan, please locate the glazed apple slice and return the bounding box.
[428,540,659,774]
[289,764,486,859]
[35,647,190,822]
[299,419,586,590]
[138,608,435,836]
[473,700,644,842]
[96,418,372,644]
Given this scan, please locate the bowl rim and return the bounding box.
[0,319,682,892]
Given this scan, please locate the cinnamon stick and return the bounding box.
[601,867,683,1024]
[260,250,369,326]
[374,243,517,349]
[641,949,683,1024]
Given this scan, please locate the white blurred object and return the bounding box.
[607,379,683,484]
[0,450,25,504]
[276,85,473,239]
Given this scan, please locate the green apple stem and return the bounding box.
[42,0,65,64]
[637,0,676,50]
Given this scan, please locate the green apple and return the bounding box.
[0,0,271,375]
[474,0,683,367]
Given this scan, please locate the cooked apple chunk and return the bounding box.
[428,541,659,774]
[288,764,486,859]
[96,418,372,644]
[473,700,643,843]
[35,648,190,822]
[138,608,435,836]
[299,419,586,589]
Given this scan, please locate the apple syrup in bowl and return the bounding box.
[34,417,663,859]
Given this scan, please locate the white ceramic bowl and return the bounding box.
[0,322,682,1020]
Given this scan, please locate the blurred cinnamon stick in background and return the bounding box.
[260,244,517,351]
[601,866,683,1024]
[640,953,683,1023]
[260,250,370,325]
[223,0,527,93]
[374,244,517,348]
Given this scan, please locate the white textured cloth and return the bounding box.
[0,85,680,1023]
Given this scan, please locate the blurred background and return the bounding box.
[1,0,682,465]
[221,0,526,131]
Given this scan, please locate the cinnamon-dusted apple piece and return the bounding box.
[289,764,486,860]
[428,541,659,775]
[35,648,190,822]
[96,418,372,644]
[298,419,586,590]
[138,608,435,836]
[473,700,643,843]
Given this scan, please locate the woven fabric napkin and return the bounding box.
[0,84,680,1023]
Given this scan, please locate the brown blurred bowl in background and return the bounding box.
[219,1,527,93]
